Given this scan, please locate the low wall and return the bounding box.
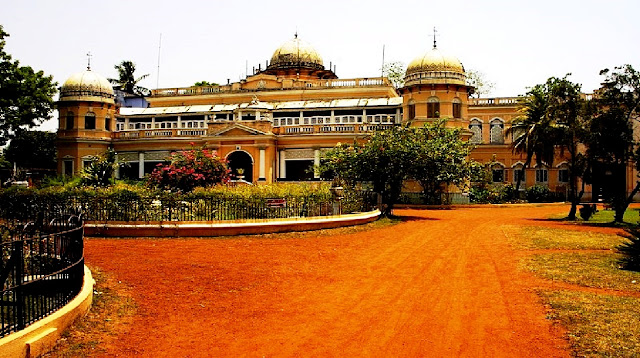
[85,209,381,237]
[0,266,94,358]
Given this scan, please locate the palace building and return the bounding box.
[56,35,619,199]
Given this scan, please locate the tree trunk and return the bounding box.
[567,179,585,220]
[614,181,640,223]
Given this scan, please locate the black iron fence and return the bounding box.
[396,192,471,205]
[0,216,84,338]
[0,191,378,223]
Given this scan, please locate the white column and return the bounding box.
[177,116,182,129]
[259,148,266,180]
[279,150,286,179]
[138,152,145,179]
[396,108,401,123]
[314,148,321,179]
[151,117,156,129]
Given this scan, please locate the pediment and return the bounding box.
[212,123,269,137]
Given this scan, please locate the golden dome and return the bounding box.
[405,47,466,86]
[268,36,324,71]
[59,70,114,103]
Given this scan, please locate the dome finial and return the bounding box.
[86,51,92,70]
[432,27,438,49]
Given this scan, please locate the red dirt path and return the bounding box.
[84,205,610,357]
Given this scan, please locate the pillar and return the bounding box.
[279,150,286,179]
[314,148,321,179]
[259,147,266,181]
[138,152,145,179]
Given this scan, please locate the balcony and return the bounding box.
[469,97,521,106]
[114,128,207,139]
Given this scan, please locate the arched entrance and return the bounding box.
[227,151,254,182]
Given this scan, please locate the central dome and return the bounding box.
[59,69,114,103]
[405,47,466,86]
[268,36,324,71]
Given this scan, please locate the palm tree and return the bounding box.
[109,60,150,96]
[507,84,556,193]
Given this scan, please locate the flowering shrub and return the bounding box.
[147,145,230,192]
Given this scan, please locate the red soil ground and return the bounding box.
[84,204,617,357]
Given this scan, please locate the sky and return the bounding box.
[2,0,639,132]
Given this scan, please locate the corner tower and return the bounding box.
[260,35,337,80]
[56,68,116,176]
[398,42,473,129]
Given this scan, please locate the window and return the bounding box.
[63,160,73,176]
[492,165,505,183]
[65,112,74,130]
[469,119,482,144]
[105,117,111,131]
[84,112,96,130]
[558,168,569,183]
[452,98,462,119]
[427,97,440,118]
[513,167,525,183]
[536,168,548,183]
[490,119,504,144]
[408,101,415,120]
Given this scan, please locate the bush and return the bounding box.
[526,184,552,203]
[619,228,640,271]
[147,145,230,192]
[579,204,596,220]
[469,184,518,204]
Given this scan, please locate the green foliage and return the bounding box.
[466,69,495,98]
[588,65,640,222]
[0,183,366,222]
[108,60,149,96]
[80,149,120,187]
[619,228,640,271]
[469,184,517,204]
[0,25,57,146]
[147,145,230,192]
[193,81,219,87]
[4,130,57,169]
[320,122,477,216]
[526,184,552,202]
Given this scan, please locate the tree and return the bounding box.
[587,65,640,222]
[194,81,219,87]
[466,69,495,98]
[382,61,405,88]
[147,145,230,192]
[81,148,120,187]
[410,120,477,203]
[109,60,150,96]
[320,123,476,215]
[508,76,588,219]
[4,130,57,169]
[0,25,57,146]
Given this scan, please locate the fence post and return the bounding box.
[12,240,25,330]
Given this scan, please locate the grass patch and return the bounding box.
[42,266,136,357]
[248,216,402,240]
[523,252,640,292]
[504,225,625,250]
[588,208,639,225]
[539,290,640,357]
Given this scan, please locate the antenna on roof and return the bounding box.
[156,33,162,89]
[86,51,92,70]
[381,44,385,78]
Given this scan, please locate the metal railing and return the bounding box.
[1,216,84,338]
[79,192,377,222]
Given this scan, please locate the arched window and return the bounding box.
[452,98,462,119]
[492,163,505,183]
[84,112,96,130]
[407,100,416,120]
[469,119,482,144]
[512,163,526,183]
[490,118,504,144]
[427,97,440,118]
[65,112,74,130]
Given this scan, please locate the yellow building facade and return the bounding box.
[56,35,605,198]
